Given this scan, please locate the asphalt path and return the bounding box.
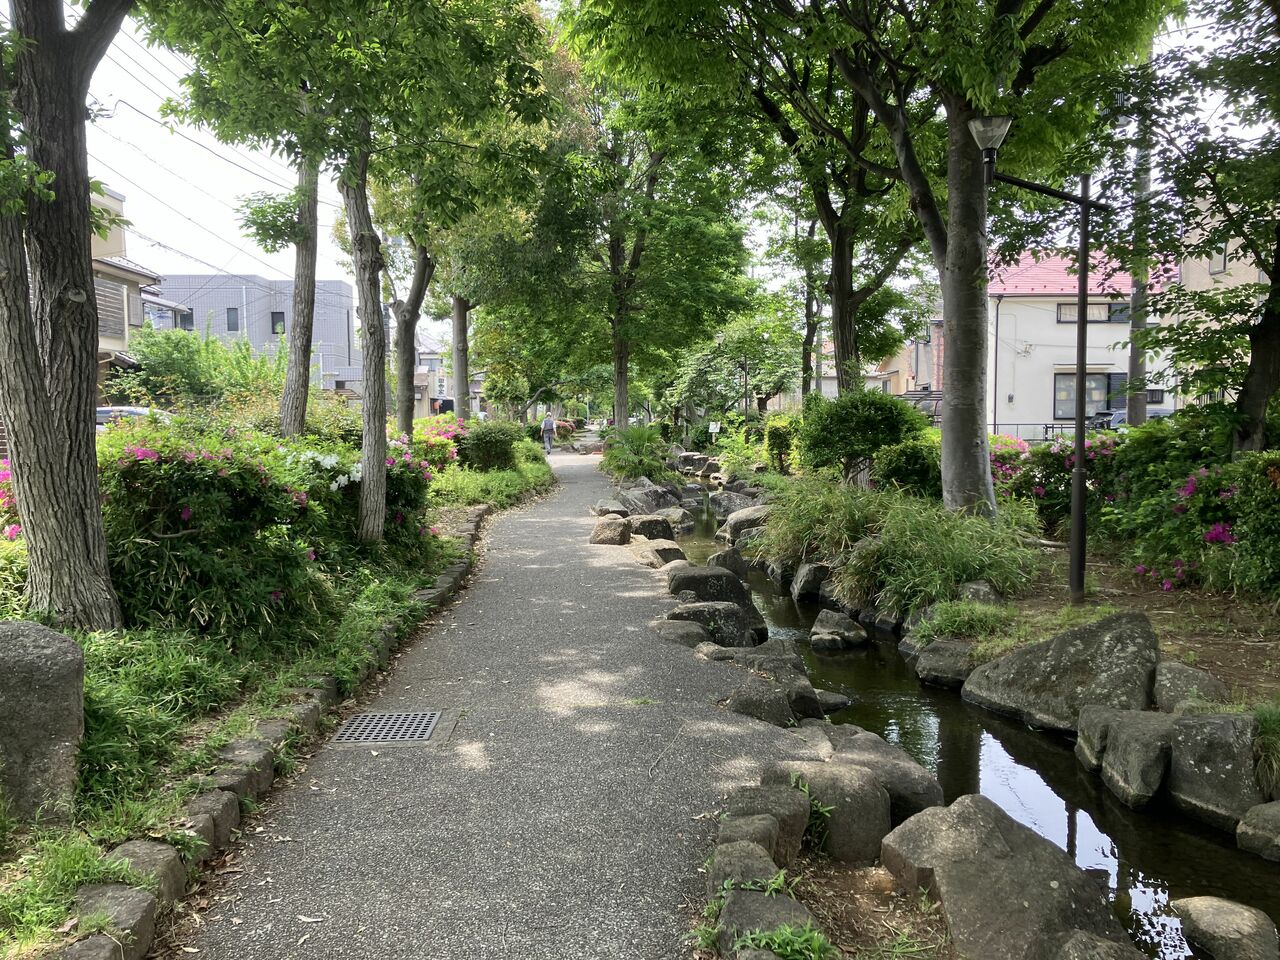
[177,451,811,960]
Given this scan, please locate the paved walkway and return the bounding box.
[180,453,808,960]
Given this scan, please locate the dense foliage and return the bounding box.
[796,390,928,477]
[601,425,672,481]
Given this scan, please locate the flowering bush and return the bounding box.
[1008,432,1121,530]
[989,435,1029,497]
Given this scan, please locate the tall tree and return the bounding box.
[0,0,132,628]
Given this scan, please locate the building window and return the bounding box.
[271,311,286,335]
[178,310,194,331]
[1209,244,1229,275]
[226,306,239,332]
[1056,302,1131,323]
[1053,372,1111,420]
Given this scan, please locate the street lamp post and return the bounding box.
[968,116,1112,605]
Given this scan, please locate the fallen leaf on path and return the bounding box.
[298,916,325,923]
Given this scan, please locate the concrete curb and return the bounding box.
[56,504,493,960]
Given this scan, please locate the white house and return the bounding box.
[986,253,1178,440]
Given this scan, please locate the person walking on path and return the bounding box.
[541,413,556,455]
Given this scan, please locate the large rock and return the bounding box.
[1238,802,1280,862]
[1100,712,1176,809]
[589,516,630,545]
[677,451,708,473]
[719,814,781,861]
[627,514,676,540]
[1169,713,1266,830]
[617,477,680,515]
[790,562,831,602]
[1155,661,1232,713]
[106,840,185,904]
[1053,931,1147,960]
[0,622,84,823]
[881,795,1134,960]
[715,889,813,956]
[591,498,629,517]
[763,760,892,865]
[726,679,796,727]
[706,840,779,895]
[830,732,944,824]
[1075,706,1120,773]
[915,640,975,689]
[724,505,773,541]
[74,884,157,960]
[724,785,811,866]
[649,618,709,648]
[669,602,757,647]
[655,505,695,534]
[708,546,751,579]
[1172,896,1279,960]
[961,613,1159,733]
[667,565,766,641]
[710,489,756,520]
[630,538,685,568]
[809,610,866,654]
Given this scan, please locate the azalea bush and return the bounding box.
[457,419,524,471]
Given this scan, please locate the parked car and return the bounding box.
[95,406,171,433]
[1087,408,1175,430]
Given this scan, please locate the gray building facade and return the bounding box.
[154,274,361,390]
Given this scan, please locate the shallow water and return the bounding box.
[681,507,1279,959]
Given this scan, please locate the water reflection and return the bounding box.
[682,515,1278,959]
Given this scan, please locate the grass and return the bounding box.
[1255,701,1280,798]
[429,458,554,509]
[789,774,834,851]
[912,600,1120,663]
[0,833,151,953]
[734,923,839,960]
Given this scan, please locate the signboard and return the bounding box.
[708,421,721,434]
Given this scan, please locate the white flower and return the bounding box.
[329,481,339,492]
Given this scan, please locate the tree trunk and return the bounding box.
[1234,229,1280,453]
[393,244,434,437]
[938,104,997,517]
[813,317,824,393]
[339,145,386,543]
[1,0,131,629]
[1126,117,1152,427]
[451,295,471,420]
[612,314,629,425]
[801,272,818,396]
[280,154,320,436]
[829,223,858,393]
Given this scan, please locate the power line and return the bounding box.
[92,125,240,212]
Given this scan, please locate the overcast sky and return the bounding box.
[86,17,355,289]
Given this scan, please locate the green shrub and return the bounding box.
[764,415,797,474]
[0,539,28,620]
[1255,700,1280,799]
[429,456,554,508]
[753,477,894,568]
[797,389,927,477]
[601,424,673,481]
[457,419,523,471]
[871,435,942,498]
[107,325,286,409]
[713,427,765,479]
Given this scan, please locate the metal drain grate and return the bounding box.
[333,711,441,744]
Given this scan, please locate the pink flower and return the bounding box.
[179,506,193,521]
[1032,485,1046,498]
[270,590,283,602]
[1172,503,1187,514]
[1203,522,1236,545]
[1161,580,1174,591]
[307,549,316,561]
[1134,564,1147,575]
[3,523,20,540]
[430,526,440,535]
[386,458,395,467]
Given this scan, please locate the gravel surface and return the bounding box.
[176,452,812,960]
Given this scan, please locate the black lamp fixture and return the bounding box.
[969,114,1111,606]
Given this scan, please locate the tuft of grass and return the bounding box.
[911,601,1119,663]
[734,923,839,960]
[789,774,834,851]
[0,832,151,952]
[1255,701,1280,798]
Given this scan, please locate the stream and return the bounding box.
[678,506,1279,959]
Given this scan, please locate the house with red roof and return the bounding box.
[985,252,1180,438]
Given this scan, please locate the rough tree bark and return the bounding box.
[392,244,434,436]
[0,0,133,629]
[279,154,320,436]
[338,143,386,542]
[611,316,629,426]
[1234,227,1280,453]
[800,221,820,396]
[937,104,997,516]
[451,294,471,421]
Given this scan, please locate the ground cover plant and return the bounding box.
[600,424,675,481]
